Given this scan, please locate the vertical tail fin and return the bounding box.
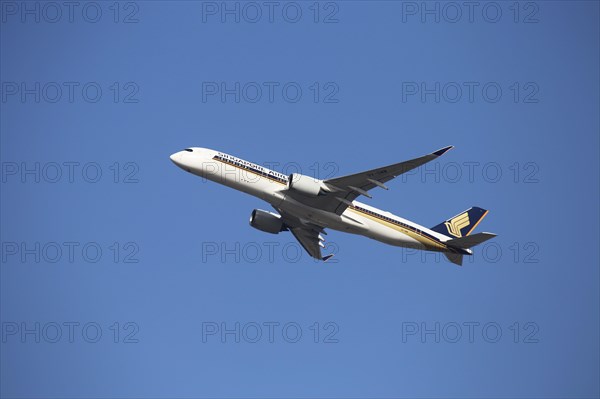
[444,253,464,266]
[431,207,489,238]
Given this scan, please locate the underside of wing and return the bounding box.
[289,227,333,261]
[275,208,334,261]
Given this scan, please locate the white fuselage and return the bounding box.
[170,148,454,253]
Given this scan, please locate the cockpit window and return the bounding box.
[184,148,193,152]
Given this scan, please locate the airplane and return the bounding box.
[170,146,496,265]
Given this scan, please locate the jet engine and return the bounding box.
[288,173,322,196]
[249,209,285,234]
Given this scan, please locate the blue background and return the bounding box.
[1,1,598,398]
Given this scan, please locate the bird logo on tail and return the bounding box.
[444,213,470,237]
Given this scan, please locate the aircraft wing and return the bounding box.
[289,227,334,261]
[286,146,454,215]
[275,208,334,261]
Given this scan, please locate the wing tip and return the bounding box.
[480,232,498,238]
[322,254,335,262]
[433,145,454,157]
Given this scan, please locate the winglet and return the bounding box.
[322,254,335,262]
[432,146,454,157]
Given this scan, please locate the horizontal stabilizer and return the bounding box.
[446,232,497,249]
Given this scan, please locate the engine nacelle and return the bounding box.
[249,209,284,234]
[288,173,322,196]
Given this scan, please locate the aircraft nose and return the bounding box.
[170,152,184,168]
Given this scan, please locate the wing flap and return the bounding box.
[276,207,334,261]
[290,227,334,261]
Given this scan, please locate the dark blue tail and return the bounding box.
[431,207,489,238]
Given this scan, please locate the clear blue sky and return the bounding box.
[1,1,598,398]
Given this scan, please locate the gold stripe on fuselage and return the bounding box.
[348,207,448,250]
